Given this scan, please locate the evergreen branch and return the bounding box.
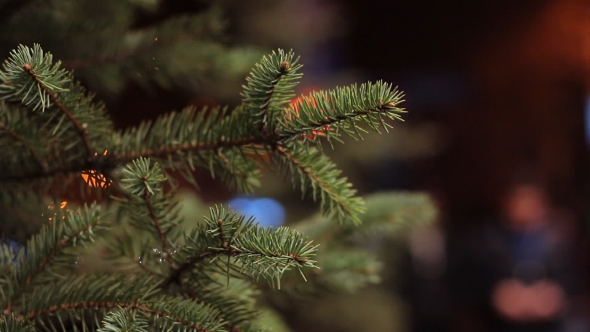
[113,106,264,192]
[116,136,261,165]
[207,148,262,193]
[0,244,15,276]
[0,44,69,112]
[0,244,17,295]
[0,44,114,169]
[0,137,259,183]
[0,121,48,173]
[176,206,318,288]
[280,81,405,147]
[0,102,263,191]
[0,314,34,332]
[161,251,215,289]
[0,102,53,179]
[21,274,222,332]
[143,298,223,332]
[275,144,365,224]
[25,301,221,332]
[241,49,302,133]
[275,249,382,295]
[19,274,135,315]
[21,63,93,157]
[97,309,148,332]
[105,234,167,278]
[3,204,106,313]
[118,158,181,260]
[182,277,260,332]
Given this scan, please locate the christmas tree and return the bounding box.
[0,2,436,331]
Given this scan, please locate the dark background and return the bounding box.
[343,0,588,223]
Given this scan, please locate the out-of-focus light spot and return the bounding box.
[228,196,286,228]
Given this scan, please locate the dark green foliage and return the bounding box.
[0,21,434,330]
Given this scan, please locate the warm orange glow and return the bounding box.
[47,201,68,210]
[80,170,111,188]
[80,150,111,188]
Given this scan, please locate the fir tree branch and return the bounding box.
[241,49,302,133]
[0,121,48,172]
[255,249,382,297]
[118,136,261,164]
[274,144,365,224]
[161,251,215,289]
[118,158,183,263]
[181,277,260,332]
[0,314,34,332]
[171,206,318,289]
[106,233,168,278]
[21,64,93,157]
[279,81,405,147]
[24,302,219,332]
[19,274,222,332]
[0,44,69,111]
[97,309,148,332]
[0,244,16,287]
[0,135,262,183]
[3,204,105,313]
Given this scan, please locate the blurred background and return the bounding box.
[7,0,589,330]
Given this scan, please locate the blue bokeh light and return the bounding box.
[227,196,286,228]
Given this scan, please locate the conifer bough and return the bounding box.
[0,44,411,331]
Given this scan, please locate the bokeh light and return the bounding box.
[227,196,286,228]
